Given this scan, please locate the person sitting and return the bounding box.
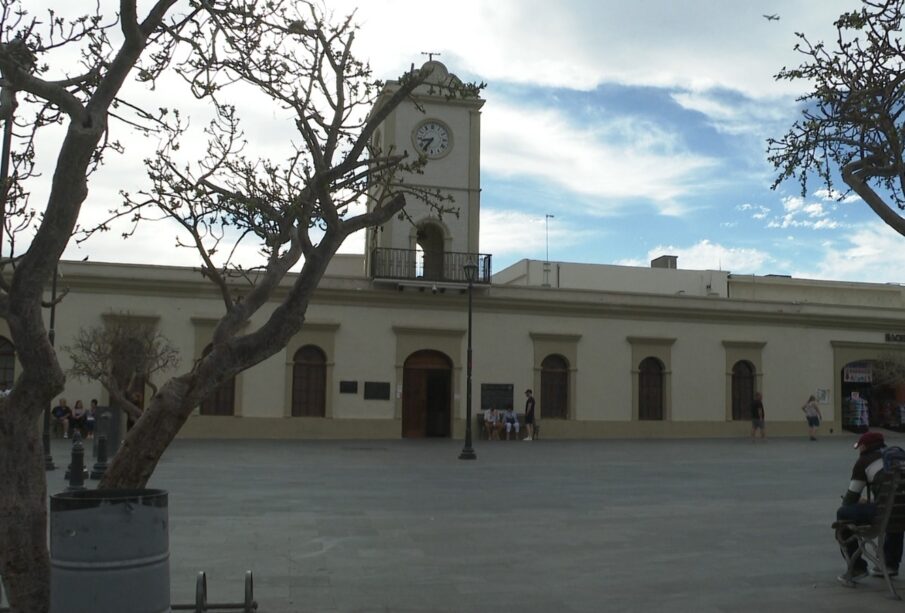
[503,405,520,440]
[483,406,502,440]
[69,399,88,439]
[86,398,98,439]
[51,397,71,438]
[835,431,904,583]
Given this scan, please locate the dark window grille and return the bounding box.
[541,354,569,419]
[200,344,236,416]
[731,361,756,421]
[0,337,14,390]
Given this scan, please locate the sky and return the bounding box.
[25,0,905,283]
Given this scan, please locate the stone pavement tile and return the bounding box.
[46,436,905,612]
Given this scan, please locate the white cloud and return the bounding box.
[670,91,796,136]
[483,102,718,215]
[738,203,771,220]
[616,240,771,273]
[763,196,842,230]
[814,188,860,203]
[334,0,854,99]
[479,209,592,260]
[802,203,827,217]
[798,222,905,283]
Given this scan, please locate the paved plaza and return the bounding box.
[42,434,905,612]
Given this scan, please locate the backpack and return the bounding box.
[882,446,905,472]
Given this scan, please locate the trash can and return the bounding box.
[50,489,170,613]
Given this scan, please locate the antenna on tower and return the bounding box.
[421,51,442,62]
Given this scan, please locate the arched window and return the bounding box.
[416,222,445,281]
[541,354,569,419]
[731,360,756,421]
[292,345,327,417]
[200,344,235,416]
[639,357,664,420]
[0,336,14,390]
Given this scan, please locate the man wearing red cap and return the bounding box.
[835,431,903,583]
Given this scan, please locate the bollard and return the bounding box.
[90,435,108,480]
[65,433,86,492]
[65,431,89,480]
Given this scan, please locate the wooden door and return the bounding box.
[639,357,664,420]
[402,350,452,438]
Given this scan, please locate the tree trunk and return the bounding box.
[0,397,50,613]
[100,372,196,489]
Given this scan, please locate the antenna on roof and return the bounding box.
[421,51,442,62]
[545,214,555,262]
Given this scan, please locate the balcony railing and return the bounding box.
[370,248,492,284]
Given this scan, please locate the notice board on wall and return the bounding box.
[480,383,514,412]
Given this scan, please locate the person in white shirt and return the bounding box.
[503,405,520,440]
[483,406,502,440]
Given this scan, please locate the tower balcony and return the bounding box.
[370,248,492,285]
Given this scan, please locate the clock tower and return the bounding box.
[365,61,485,284]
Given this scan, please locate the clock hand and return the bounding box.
[419,137,434,148]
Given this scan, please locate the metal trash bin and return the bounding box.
[50,489,170,613]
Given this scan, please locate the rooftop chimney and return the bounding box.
[651,255,678,270]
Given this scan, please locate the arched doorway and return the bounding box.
[639,357,664,420]
[292,345,326,417]
[841,359,905,433]
[403,350,452,438]
[541,354,569,419]
[416,222,445,281]
[731,360,756,420]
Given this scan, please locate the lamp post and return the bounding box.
[43,267,58,470]
[459,262,478,460]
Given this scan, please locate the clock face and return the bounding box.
[413,120,451,158]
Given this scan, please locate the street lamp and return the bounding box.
[43,267,58,470]
[459,261,478,461]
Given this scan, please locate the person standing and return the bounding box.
[751,391,765,442]
[802,394,823,441]
[524,389,536,441]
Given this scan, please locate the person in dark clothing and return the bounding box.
[835,431,904,583]
[750,391,765,442]
[523,389,536,441]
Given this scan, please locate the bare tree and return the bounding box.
[0,0,480,608]
[64,316,180,422]
[869,354,905,388]
[769,0,905,236]
[0,2,195,611]
[96,1,482,489]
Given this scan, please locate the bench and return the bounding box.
[833,467,905,599]
[475,414,540,441]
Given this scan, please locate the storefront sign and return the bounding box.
[844,364,872,383]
